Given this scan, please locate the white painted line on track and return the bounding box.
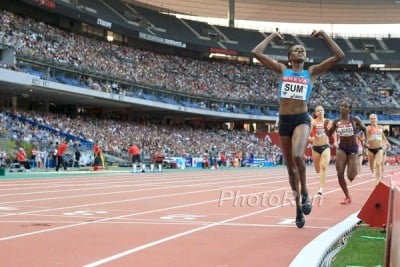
[1,180,295,215]
[0,167,385,266]
[83,204,285,267]
[0,173,373,242]
[82,177,376,267]
[0,173,289,204]
[0,184,292,241]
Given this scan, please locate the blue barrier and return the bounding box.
[264,161,273,167]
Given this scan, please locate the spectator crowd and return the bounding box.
[1,9,399,111]
[0,9,400,169]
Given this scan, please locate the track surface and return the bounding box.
[0,165,395,267]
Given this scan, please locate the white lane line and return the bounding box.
[1,179,292,216]
[82,178,374,267]
[0,183,291,241]
[83,204,283,267]
[0,172,368,242]
[0,173,282,205]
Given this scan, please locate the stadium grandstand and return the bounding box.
[0,0,400,166]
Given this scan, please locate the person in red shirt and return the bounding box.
[16,148,27,162]
[56,139,68,171]
[16,147,30,169]
[218,152,227,168]
[93,142,104,169]
[93,142,102,158]
[151,149,164,172]
[128,144,143,173]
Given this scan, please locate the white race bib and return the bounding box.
[281,81,308,100]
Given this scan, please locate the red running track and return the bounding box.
[0,165,396,267]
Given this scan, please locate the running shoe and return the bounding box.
[317,188,323,196]
[295,207,305,228]
[301,193,312,215]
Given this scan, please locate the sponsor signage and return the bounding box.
[209,47,237,56]
[97,18,112,28]
[34,0,55,9]
[139,32,186,48]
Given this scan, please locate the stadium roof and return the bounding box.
[129,0,400,24]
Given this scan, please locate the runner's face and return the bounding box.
[289,45,306,62]
[340,102,351,113]
[315,107,324,117]
[369,115,377,124]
